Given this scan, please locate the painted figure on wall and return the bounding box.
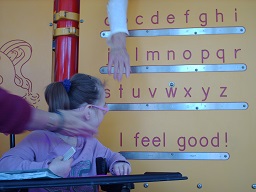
[0,39,40,108]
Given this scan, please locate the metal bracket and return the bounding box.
[107,102,248,111]
[100,64,247,74]
[120,151,230,160]
[53,27,79,37]
[53,11,79,22]
[101,26,245,38]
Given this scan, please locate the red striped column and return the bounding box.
[54,0,80,81]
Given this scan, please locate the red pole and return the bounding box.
[54,0,80,81]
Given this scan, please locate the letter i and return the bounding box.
[136,47,138,61]
[107,48,110,65]
[234,8,238,22]
[120,132,123,147]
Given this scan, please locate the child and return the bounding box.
[0,73,131,192]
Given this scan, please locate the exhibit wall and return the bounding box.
[0,0,256,191]
[0,0,53,154]
[79,0,256,191]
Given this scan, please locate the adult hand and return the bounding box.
[108,32,131,82]
[112,162,131,175]
[57,109,97,137]
[48,156,73,178]
[27,108,97,137]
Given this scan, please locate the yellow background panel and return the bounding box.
[0,0,254,191]
[79,0,256,191]
[0,1,53,155]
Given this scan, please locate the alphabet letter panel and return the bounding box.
[79,0,256,191]
[0,1,53,154]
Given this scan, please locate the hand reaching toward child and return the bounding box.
[112,162,131,175]
[48,156,73,178]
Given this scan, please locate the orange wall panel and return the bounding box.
[0,0,53,155]
[79,0,256,191]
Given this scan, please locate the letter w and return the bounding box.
[165,87,177,98]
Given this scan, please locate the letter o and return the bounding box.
[188,137,197,147]
[199,137,208,147]
[183,50,192,60]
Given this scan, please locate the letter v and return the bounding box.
[149,88,157,98]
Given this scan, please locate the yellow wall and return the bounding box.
[0,0,256,191]
[79,0,256,191]
[0,0,53,154]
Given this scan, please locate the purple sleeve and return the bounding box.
[94,140,130,175]
[0,87,32,134]
[0,131,52,172]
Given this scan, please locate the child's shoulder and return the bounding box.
[27,130,57,139]
[84,136,99,142]
[79,136,100,145]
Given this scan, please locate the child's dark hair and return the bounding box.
[45,73,104,112]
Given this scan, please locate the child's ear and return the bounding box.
[83,106,91,120]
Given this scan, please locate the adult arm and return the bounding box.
[0,88,31,134]
[107,0,131,81]
[107,0,128,36]
[27,108,97,137]
[0,87,97,137]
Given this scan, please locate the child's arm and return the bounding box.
[111,161,131,176]
[94,140,132,176]
[0,131,53,171]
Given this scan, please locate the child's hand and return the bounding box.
[112,162,131,176]
[48,156,73,178]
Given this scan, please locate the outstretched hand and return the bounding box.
[108,32,131,82]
